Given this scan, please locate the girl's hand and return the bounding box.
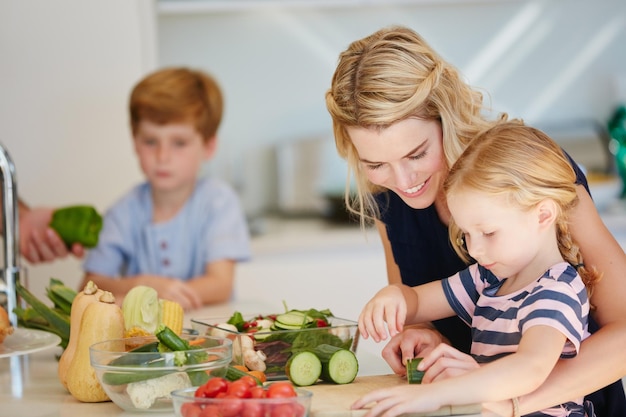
[358,285,407,342]
[351,385,443,417]
[420,343,479,383]
[381,327,447,375]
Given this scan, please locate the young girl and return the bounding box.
[326,25,626,416]
[353,122,599,417]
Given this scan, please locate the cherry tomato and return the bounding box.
[227,379,252,398]
[315,319,328,327]
[266,382,297,398]
[180,402,202,417]
[199,404,221,417]
[271,403,296,417]
[196,377,229,398]
[249,386,267,399]
[292,402,306,417]
[218,395,243,417]
[238,375,258,388]
[241,401,264,417]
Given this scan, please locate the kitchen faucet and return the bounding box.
[0,142,23,328]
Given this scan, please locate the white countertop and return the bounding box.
[0,299,396,417]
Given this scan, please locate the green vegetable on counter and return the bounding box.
[14,278,75,349]
[49,205,103,248]
[406,357,425,384]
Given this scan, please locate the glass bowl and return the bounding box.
[172,385,313,417]
[90,335,232,412]
[191,315,359,381]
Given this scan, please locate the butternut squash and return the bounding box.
[65,291,125,403]
[58,280,103,390]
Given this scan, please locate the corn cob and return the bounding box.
[159,299,184,335]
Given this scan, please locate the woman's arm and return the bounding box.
[501,186,626,414]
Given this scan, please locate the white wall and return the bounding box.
[156,0,626,215]
[0,0,158,298]
[1,0,625,298]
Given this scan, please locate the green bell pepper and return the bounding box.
[49,205,103,248]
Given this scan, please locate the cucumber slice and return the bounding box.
[285,351,322,386]
[406,357,425,384]
[313,344,359,384]
[275,311,313,328]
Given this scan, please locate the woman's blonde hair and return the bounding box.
[129,67,223,143]
[444,121,600,292]
[325,25,504,226]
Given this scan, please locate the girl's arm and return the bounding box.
[486,187,626,415]
[358,280,454,342]
[353,325,567,417]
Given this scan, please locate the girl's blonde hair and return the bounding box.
[444,121,601,292]
[325,25,505,226]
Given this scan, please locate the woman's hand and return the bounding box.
[358,285,408,342]
[19,206,85,263]
[381,326,448,375]
[419,343,479,383]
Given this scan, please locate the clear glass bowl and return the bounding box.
[191,315,359,381]
[90,335,232,412]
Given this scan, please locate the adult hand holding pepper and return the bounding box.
[18,203,86,263]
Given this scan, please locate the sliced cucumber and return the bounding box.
[313,344,358,384]
[285,351,322,386]
[406,357,425,384]
[275,311,313,328]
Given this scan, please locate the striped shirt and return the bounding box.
[442,262,590,417]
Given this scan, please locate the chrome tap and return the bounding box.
[0,143,23,328]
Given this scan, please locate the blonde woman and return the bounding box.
[326,26,626,416]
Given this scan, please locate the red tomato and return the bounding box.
[241,401,264,417]
[238,375,258,388]
[266,382,297,398]
[249,386,267,399]
[180,402,203,417]
[271,403,296,417]
[292,402,306,417]
[218,396,243,417]
[199,404,221,417]
[196,377,229,398]
[227,380,252,398]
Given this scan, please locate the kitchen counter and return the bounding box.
[0,298,491,417]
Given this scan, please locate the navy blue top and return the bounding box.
[374,150,590,354]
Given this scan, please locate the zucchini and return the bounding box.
[406,358,425,384]
[285,351,322,386]
[107,341,161,366]
[225,366,262,385]
[156,325,191,351]
[313,344,358,384]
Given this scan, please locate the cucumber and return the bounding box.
[225,366,261,385]
[107,341,161,366]
[275,311,313,328]
[313,344,358,384]
[406,358,425,384]
[285,351,322,386]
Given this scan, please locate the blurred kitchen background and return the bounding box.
[1,0,625,342]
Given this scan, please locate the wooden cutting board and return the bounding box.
[306,374,482,417]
